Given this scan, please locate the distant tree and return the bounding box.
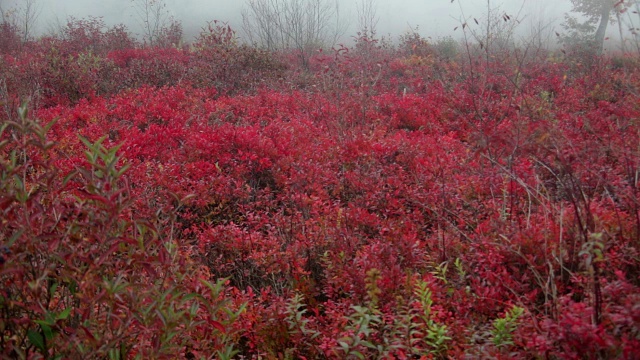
[356,0,379,39]
[242,0,347,68]
[131,0,180,47]
[18,0,39,41]
[0,13,21,53]
[0,0,6,20]
[0,0,14,27]
[523,4,557,55]
[563,0,635,54]
[453,0,523,62]
[0,0,41,42]
[624,1,640,52]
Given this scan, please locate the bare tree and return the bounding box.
[0,0,13,24]
[618,0,640,53]
[19,0,39,41]
[242,0,347,68]
[356,0,379,38]
[1,0,41,42]
[454,0,525,62]
[0,0,6,21]
[131,0,171,46]
[521,3,557,56]
[563,0,637,55]
[242,0,286,51]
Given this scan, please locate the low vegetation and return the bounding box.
[1,12,639,359]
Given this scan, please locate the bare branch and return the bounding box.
[242,0,347,68]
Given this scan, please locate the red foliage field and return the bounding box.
[1,20,639,359]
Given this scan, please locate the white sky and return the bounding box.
[2,0,575,43]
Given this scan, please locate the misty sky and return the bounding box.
[4,0,575,43]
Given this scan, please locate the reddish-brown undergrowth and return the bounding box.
[1,20,639,359]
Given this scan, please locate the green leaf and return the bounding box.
[69,280,79,295]
[200,278,226,296]
[6,229,24,247]
[62,170,78,186]
[44,311,56,325]
[0,123,9,137]
[78,135,94,150]
[12,175,24,191]
[41,324,54,341]
[18,101,29,120]
[44,117,59,132]
[27,329,45,351]
[338,340,350,351]
[34,319,53,327]
[108,347,122,360]
[361,340,377,349]
[49,282,59,296]
[57,307,72,320]
[182,293,199,302]
[116,163,131,177]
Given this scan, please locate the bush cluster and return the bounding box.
[1,17,639,359]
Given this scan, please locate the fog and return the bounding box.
[1,0,580,45]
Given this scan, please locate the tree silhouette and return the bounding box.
[566,0,633,54]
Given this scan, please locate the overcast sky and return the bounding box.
[4,0,574,43]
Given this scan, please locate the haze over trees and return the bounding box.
[241,0,348,67]
[0,0,40,43]
[0,0,639,358]
[563,0,639,54]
